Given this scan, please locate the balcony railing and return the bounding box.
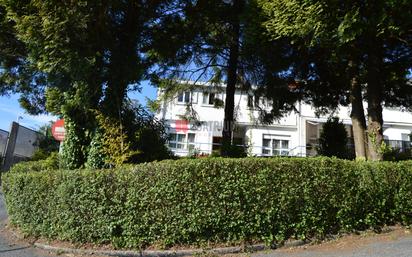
[385,140,411,151]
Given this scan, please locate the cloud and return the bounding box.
[0,104,56,130]
[23,114,56,125]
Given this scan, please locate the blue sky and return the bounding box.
[0,81,157,132]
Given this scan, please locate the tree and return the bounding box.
[0,4,41,100]
[150,0,300,156]
[86,101,172,169]
[2,0,173,167]
[149,0,245,154]
[317,117,350,159]
[258,0,412,160]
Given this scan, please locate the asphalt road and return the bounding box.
[252,238,412,257]
[1,188,412,257]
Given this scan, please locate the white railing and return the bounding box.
[169,141,308,157]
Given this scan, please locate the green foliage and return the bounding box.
[94,112,136,168]
[10,152,59,173]
[120,101,172,164]
[31,149,50,161]
[134,126,172,163]
[0,4,31,97]
[1,0,175,169]
[258,0,412,160]
[383,148,412,162]
[85,128,106,169]
[317,117,350,159]
[3,157,412,249]
[220,143,247,158]
[31,123,60,161]
[60,118,88,169]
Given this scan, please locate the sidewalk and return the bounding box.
[248,228,412,257]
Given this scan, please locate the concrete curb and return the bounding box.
[34,240,306,257]
[34,243,263,257]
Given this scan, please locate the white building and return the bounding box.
[156,83,412,157]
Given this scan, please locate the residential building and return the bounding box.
[156,83,412,157]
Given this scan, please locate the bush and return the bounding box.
[219,143,247,158]
[86,128,106,169]
[2,157,412,249]
[10,152,59,173]
[31,123,60,161]
[317,117,350,159]
[383,148,412,161]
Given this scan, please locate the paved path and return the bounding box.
[251,231,412,257]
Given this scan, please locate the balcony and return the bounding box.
[384,140,411,152]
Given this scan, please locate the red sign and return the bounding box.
[176,119,189,133]
[52,119,66,141]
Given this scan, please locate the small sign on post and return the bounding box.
[52,119,66,141]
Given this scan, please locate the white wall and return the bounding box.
[245,126,299,156]
[157,86,412,156]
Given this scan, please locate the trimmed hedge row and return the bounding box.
[2,157,412,249]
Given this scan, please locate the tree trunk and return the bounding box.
[348,59,368,160]
[366,42,384,161]
[221,0,243,156]
[103,0,140,118]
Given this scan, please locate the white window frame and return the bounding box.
[168,132,196,151]
[177,91,192,104]
[247,95,271,109]
[202,92,217,106]
[262,134,290,156]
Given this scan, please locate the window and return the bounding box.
[247,95,270,109]
[203,92,216,105]
[262,138,271,155]
[212,137,222,151]
[188,133,196,151]
[168,133,196,150]
[262,136,289,156]
[273,139,289,156]
[177,91,191,103]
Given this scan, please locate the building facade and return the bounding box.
[156,84,412,157]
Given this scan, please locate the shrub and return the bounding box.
[86,128,106,169]
[123,101,172,163]
[10,152,59,173]
[383,148,412,161]
[94,112,136,167]
[60,117,89,169]
[317,117,350,159]
[2,157,412,249]
[31,123,60,161]
[219,143,247,158]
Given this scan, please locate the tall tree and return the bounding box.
[259,0,412,160]
[150,0,247,154]
[150,0,299,155]
[0,4,33,97]
[2,0,172,168]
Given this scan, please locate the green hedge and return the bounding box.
[9,152,59,173]
[2,157,412,249]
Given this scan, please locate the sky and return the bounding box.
[0,81,157,132]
